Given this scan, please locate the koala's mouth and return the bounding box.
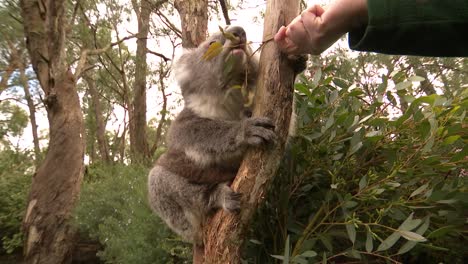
[230,43,246,56]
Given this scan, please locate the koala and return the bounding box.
[147,26,276,245]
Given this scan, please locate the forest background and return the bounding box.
[0,0,466,263]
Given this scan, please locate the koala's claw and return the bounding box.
[223,190,242,213]
[243,117,277,146]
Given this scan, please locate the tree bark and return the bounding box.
[19,61,41,167]
[174,0,208,48]
[129,0,151,162]
[84,74,111,163]
[203,0,300,263]
[20,0,85,263]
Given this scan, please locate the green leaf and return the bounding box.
[329,90,339,104]
[348,142,362,156]
[332,153,344,160]
[365,227,373,253]
[322,115,334,133]
[301,250,318,258]
[333,78,348,88]
[410,183,429,198]
[358,114,373,124]
[376,231,401,251]
[399,230,427,242]
[395,81,412,91]
[397,240,417,255]
[408,75,425,82]
[436,199,458,204]
[202,41,223,60]
[359,175,368,191]
[399,213,421,231]
[346,223,356,244]
[343,200,358,208]
[271,255,285,260]
[249,239,262,245]
[295,83,312,98]
[283,235,290,264]
[427,225,457,239]
[312,68,322,87]
[443,135,460,145]
[397,217,430,255]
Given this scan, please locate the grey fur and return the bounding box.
[148,26,276,245]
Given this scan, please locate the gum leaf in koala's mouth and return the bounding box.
[202,41,223,61]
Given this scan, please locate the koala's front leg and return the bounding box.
[170,112,277,166]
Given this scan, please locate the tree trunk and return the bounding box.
[203,0,300,263]
[84,74,111,163]
[174,0,208,48]
[20,0,85,263]
[129,0,151,163]
[19,61,41,167]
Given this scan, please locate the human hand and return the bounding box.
[274,5,328,55]
[274,0,368,55]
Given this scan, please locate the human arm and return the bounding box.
[274,0,368,55]
[349,0,468,57]
[275,0,468,57]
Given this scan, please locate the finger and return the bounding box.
[285,20,307,47]
[305,4,325,16]
[302,5,324,35]
[274,26,287,42]
[276,35,299,54]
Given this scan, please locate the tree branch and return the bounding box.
[203,0,301,263]
[147,49,171,62]
[218,0,231,25]
[75,34,137,79]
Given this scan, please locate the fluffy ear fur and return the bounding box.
[148,26,276,245]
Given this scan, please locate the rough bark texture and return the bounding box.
[130,0,151,162]
[174,0,208,48]
[203,0,300,263]
[20,0,85,263]
[19,61,41,167]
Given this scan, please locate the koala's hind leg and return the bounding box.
[157,193,203,244]
[148,166,203,244]
[208,184,242,213]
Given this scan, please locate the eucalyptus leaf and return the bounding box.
[376,231,401,252]
[399,230,427,242]
[346,223,356,244]
[365,227,373,253]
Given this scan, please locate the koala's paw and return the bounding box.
[223,189,242,213]
[242,117,277,147]
[287,54,308,74]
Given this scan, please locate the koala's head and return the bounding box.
[174,26,258,100]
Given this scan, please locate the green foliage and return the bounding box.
[73,163,190,264]
[0,149,34,254]
[245,55,467,263]
[0,101,29,145]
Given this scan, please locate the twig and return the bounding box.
[75,34,137,79]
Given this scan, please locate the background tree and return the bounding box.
[20,0,85,262]
[174,0,208,48]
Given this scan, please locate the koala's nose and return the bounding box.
[227,26,247,44]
